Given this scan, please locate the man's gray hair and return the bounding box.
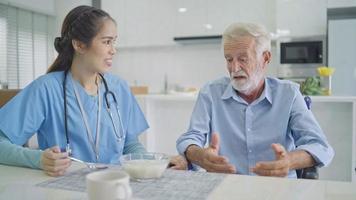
[222,22,271,56]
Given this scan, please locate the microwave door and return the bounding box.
[281,41,323,64]
[285,46,309,63]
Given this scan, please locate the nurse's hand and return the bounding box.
[168,155,188,170]
[41,146,71,177]
[185,133,236,174]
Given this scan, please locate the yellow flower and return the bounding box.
[317,66,335,76]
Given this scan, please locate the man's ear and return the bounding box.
[72,39,86,54]
[262,51,271,66]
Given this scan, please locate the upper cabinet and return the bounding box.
[174,0,210,37]
[276,0,328,37]
[102,0,177,47]
[102,0,276,47]
[238,0,276,33]
[103,0,356,47]
[175,0,249,37]
[175,0,276,37]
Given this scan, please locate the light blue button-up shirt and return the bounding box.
[176,77,334,177]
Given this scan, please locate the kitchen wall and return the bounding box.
[112,44,278,93]
[0,0,286,93]
[105,0,356,94]
[54,0,92,37]
[6,0,355,94]
[101,0,278,93]
[112,44,225,93]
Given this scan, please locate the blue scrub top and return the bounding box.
[0,71,149,164]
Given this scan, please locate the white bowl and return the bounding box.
[120,153,169,180]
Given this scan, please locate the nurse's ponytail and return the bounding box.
[47,5,115,73]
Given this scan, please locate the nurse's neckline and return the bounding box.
[70,71,102,96]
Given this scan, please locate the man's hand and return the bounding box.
[251,143,290,177]
[186,133,236,174]
[168,155,188,170]
[41,146,71,177]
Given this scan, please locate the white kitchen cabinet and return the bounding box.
[204,0,239,36]
[136,95,195,156]
[176,0,275,37]
[174,0,208,37]
[175,0,241,37]
[102,0,276,47]
[276,0,327,37]
[102,0,177,47]
[102,0,356,47]
[238,0,276,33]
[102,0,356,46]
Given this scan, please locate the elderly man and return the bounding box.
[176,23,334,178]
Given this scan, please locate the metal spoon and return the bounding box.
[69,156,108,170]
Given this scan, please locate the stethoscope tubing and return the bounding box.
[63,70,124,156]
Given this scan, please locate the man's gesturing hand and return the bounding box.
[251,143,290,177]
[186,132,236,174]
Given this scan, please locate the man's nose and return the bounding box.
[231,60,242,72]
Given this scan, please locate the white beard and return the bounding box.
[230,66,264,95]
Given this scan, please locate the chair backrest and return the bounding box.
[296,96,319,179]
[304,96,312,110]
[0,89,20,108]
[0,89,38,149]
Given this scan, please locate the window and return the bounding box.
[0,3,55,89]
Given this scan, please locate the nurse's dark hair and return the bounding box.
[47,5,115,73]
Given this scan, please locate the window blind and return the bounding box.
[0,3,55,89]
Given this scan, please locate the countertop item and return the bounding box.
[120,153,169,180]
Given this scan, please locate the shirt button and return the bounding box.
[249,150,252,153]
[247,128,251,131]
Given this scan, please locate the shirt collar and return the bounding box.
[264,78,273,104]
[221,81,236,100]
[221,78,273,105]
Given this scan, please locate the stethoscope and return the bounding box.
[63,69,125,159]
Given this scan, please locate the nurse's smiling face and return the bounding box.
[74,19,118,74]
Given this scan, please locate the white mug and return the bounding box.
[86,170,132,200]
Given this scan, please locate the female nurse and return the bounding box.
[0,5,187,176]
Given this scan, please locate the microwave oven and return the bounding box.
[277,36,326,78]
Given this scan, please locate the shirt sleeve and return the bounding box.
[122,81,149,141]
[123,136,147,154]
[0,130,42,169]
[0,79,47,145]
[176,88,211,156]
[289,86,335,167]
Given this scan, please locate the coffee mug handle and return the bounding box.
[115,182,132,200]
